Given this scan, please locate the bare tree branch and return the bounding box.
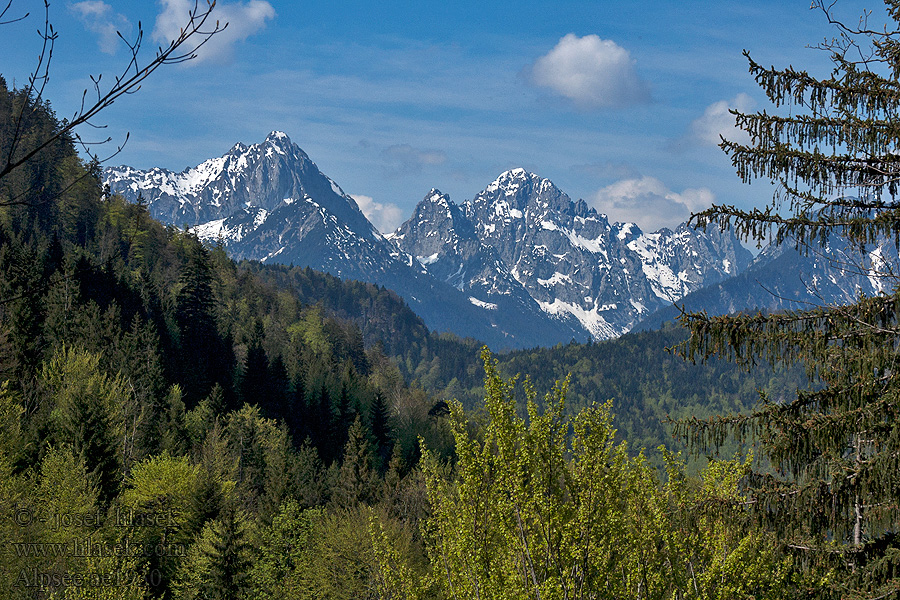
[0,0,226,193]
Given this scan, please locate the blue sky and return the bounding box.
[0,1,882,233]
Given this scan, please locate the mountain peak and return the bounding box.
[484,167,549,196]
[425,188,450,204]
[489,167,533,185]
[266,131,291,144]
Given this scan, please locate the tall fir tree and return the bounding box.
[174,239,228,404]
[677,2,900,597]
[332,415,378,508]
[368,390,392,473]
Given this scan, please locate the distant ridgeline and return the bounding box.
[104,133,753,348]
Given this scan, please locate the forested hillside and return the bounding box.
[0,75,455,598]
[245,257,809,460]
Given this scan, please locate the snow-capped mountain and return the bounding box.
[105,131,382,270]
[636,231,900,331]
[389,169,752,338]
[103,133,588,348]
[104,134,753,346]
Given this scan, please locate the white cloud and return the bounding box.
[590,176,714,231]
[690,93,756,146]
[529,34,650,109]
[380,144,447,177]
[69,1,131,54]
[351,194,405,234]
[153,0,275,64]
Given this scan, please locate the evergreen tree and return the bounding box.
[240,319,270,408]
[332,415,378,508]
[174,239,226,404]
[368,390,392,473]
[176,506,254,600]
[676,2,900,597]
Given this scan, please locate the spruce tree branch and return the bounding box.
[735,111,900,154]
[745,52,900,114]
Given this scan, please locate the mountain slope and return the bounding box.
[390,169,752,339]
[104,134,587,348]
[635,234,899,330]
[106,135,756,346]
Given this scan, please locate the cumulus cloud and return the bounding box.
[690,93,756,146]
[380,144,447,177]
[351,195,405,234]
[69,1,131,54]
[529,34,650,109]
[590,176,714,231]
[153,0,275,64]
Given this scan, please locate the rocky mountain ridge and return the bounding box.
[635,232,900,331]
[389,169,752,338]
[104,132,755,347]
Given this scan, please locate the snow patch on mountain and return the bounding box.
[538,298,621,339]
[469,296,498,310]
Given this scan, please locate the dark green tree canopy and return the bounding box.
[680,2,900,598]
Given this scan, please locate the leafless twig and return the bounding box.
[0,0,226,197]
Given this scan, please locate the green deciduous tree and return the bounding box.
[41,347,125,506]
[121,452,200,597]
[675,1,900,597]
[418,348,785,600]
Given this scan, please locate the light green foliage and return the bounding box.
[248,501,426,600]
[224,404,292,518]
[260,505,378,599]
[121,453,199,521]
[158,384,188,456]
[250,500,321,599]
[418,348,787,600]
[0,391,28,599]
[42,347,126,505]
[288,306,333,358]
[369,509,426,600]
[17,447,148,600]
[120,453,200,595]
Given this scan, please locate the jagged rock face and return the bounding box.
[389,189,524,298]
[626,223,751,303]
[104,135,753,345]
[102,134,588,349]
[391,169,752,339]
[105,131,375,237]
[106,131,392,280]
